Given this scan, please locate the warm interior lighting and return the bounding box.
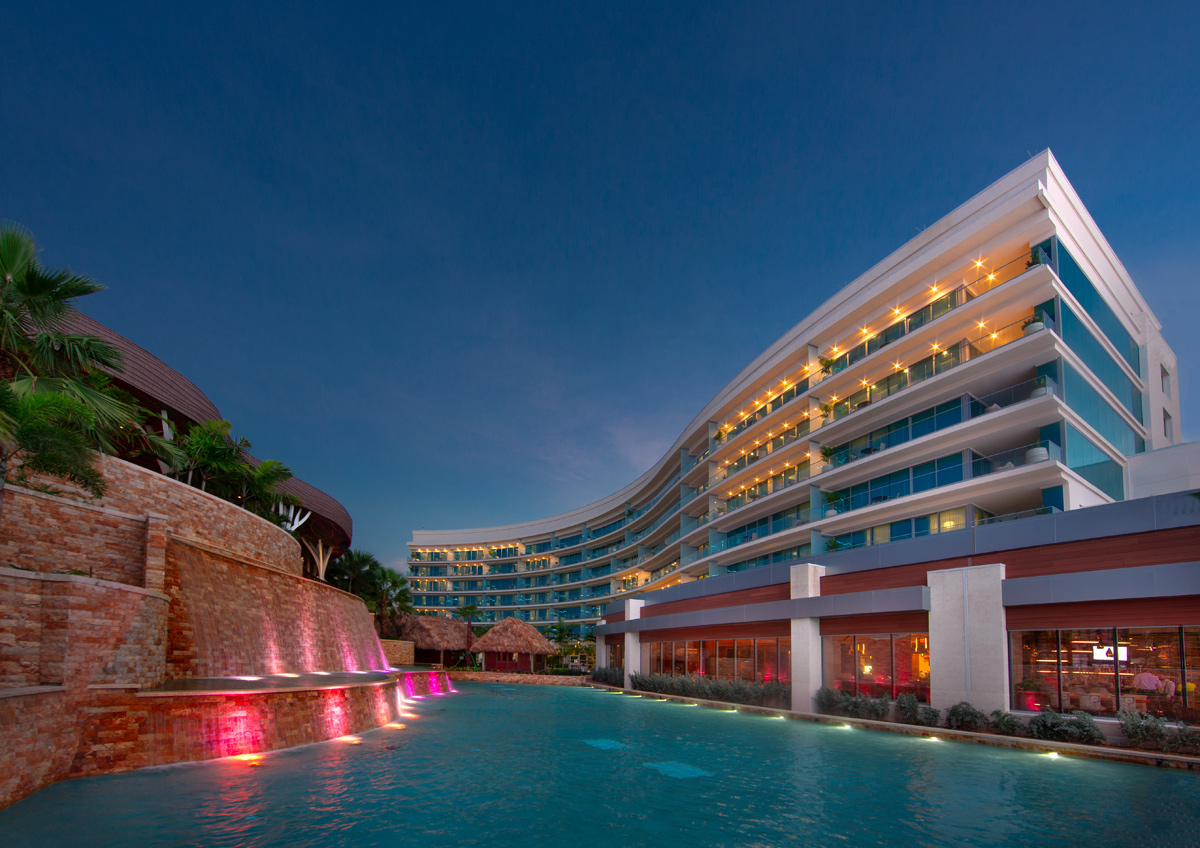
[975,259,983,268]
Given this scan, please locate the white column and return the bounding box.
[623,600,644,690]
[594,622,608,670]
[789,563,825,713]
[927,563,1008,714]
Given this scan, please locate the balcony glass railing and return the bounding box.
[824,375,1059,470]
[708,507,812,557]
[823,440,1059,516]
[829,309,1056,421]
[821,247,1048,381]
[970,440,1062,478]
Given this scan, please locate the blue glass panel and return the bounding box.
[1060,301,1142,420]
[1056,243,1141,372]
[1061,362,1143,456]
[1065,423,1124,501]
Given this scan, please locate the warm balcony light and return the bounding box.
[931,285,938,293]
[894,307,902,315]
[975,259,983,268]
[861,379,868,386]
[862,327,869,334]
[988,274,995,281]
[832,346,839,353]
[932,343,940,350]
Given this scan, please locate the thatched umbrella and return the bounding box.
[396,614,475,667]
[470,617,556,671]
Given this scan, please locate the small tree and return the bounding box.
[455,604,480,667]
[0,385,105,524]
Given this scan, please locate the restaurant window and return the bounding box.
[821,633,929,702]
[1009,627,1197,716]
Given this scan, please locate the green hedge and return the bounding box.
[629,672,791,707]
[591,667,624,686]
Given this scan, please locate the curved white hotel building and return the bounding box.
[408,150,1182,662]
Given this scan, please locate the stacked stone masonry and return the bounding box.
[0,456,389,809]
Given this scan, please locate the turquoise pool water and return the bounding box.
[5,683,1199,847]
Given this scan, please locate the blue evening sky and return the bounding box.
[4,2,1198,569]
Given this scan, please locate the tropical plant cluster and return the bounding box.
[630,672,791,707]
[1028,710,1106,745]
[1118,709,1200,754]
[591,666,624,686]
[0,225,303,531]
[325,550,413,635]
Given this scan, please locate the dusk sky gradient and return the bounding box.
[5,2,1199,570]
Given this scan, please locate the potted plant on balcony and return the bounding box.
[819,445,839,467]
[1022,312,1046,336]
[1029,375,1051,399]
[817,401,835,420]
[822,490,844,516]
[818,355,838,377]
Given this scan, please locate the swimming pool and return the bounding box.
[4,683,1198,847]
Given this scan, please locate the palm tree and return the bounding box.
[455,604,479,667]
[232,458,301,523]
[0,384,105,525]
[326,549,383,597]
[0,225,138,435]
[174,420,248,491]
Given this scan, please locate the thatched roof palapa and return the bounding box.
[470,617,556,656]
[396,614,475,652]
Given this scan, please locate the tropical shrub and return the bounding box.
[988,710,1025,737]
[591,667,624,686]
[945,702,989,731]
[1029,710,1106,745]
[1163,723,1200,756]
[895,693,940,727]
[1118,709,1168,748]
[630,673,791,707]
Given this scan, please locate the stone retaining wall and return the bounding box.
[446,671,587,686]
[0,457,393,809]
[380,640,415,666]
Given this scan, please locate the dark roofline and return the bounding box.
[63,311,352,543]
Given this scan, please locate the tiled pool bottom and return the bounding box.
[4,684,1199,848]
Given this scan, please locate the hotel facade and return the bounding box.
[410,151,1200,717]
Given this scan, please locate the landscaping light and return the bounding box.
[1047,752,1059,759]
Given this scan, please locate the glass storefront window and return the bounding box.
[821,633,929,702]
[717,640,736,678]
[736,640,756,681]
[701,640,717,677]
[1060,628,1119,716]
[823,635,855,694]
[755,639,778,683]
[893,633,931,703]
[855,634,893,698]
[1118,628,1183,715]
[1010,630,1063,712]
[685,641,701,675]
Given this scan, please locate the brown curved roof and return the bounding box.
[60,312,352,544]
[62,311,222,425]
